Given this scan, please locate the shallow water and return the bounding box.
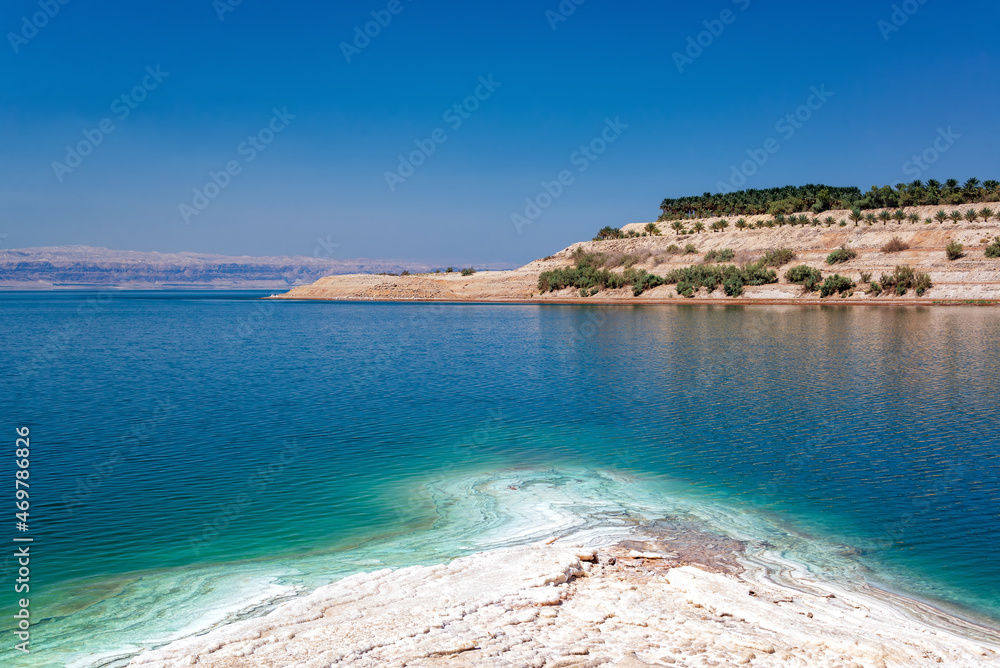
[1,292,998,666]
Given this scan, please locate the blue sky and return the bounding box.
[2,0,999,266]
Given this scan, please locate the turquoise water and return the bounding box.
[1,292,999,666]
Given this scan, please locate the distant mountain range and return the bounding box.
[0,246,503,289]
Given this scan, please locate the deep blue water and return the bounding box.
[1,291,998,666]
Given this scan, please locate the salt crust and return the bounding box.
[130,541,1000,667]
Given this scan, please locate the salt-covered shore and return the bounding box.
[130,535,1000,667]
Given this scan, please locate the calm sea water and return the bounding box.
[1,291,998,666]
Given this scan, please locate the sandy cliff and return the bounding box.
[273,203,1000,305]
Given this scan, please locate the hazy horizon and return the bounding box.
[3,0,1000,266]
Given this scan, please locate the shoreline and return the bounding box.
[267,295,1000,306]
[267,206,1000,305]
[119,468,1000,667]
[128,533,1000,667]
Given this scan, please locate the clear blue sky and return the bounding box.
[3,0,999,266]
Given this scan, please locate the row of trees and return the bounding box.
[658,184,861,220]
[600,206,997,239]
[658,180,1000,220]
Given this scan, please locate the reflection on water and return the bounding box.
[1,295,998,665]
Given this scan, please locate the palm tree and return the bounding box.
[949,210,963,224]
[735,217,748,230]
[719,219,730,231]
[694,222,706,234]
[864,212,877,226]
[892,209,906,224]
[907,212,920,225]
[596,226,623,240]
[645,222,660,236]
[671,221,685,236]
[774,213,786,227]
[849,207,862,227]
[934,210,948,224]
[878,210,892,226]
[983,180,1000,201]
[924,218,934,225]
[964,177,982,201]
[980,207,994,222]
[824,216,836,227]
[964,208,978,224]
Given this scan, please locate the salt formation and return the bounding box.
[131,540,998,667]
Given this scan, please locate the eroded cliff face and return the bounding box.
[274,207,1000,304]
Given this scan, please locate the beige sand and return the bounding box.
[129,537,999,667]
[271,202,1000,305]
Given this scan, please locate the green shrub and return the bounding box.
[879,265,932,296]
[461,267,476,276]
[784,265,823,291]
[723,276,744,297]
[869,282,882,295]
[446,267,454,273]
[683,243,698,254]
[985,237,1000,258]
[761,248,796,267]
[945,241,964,261]
[665,244,681,255]
[704,248,735,263]
[538,252,779,298]
[826,245,857,264]
[820,274,855,298]
[401,270,411,276]
[660,260,777,293]
[676,281,695,298]
[860,272,872,283]
[628,269,665,296]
